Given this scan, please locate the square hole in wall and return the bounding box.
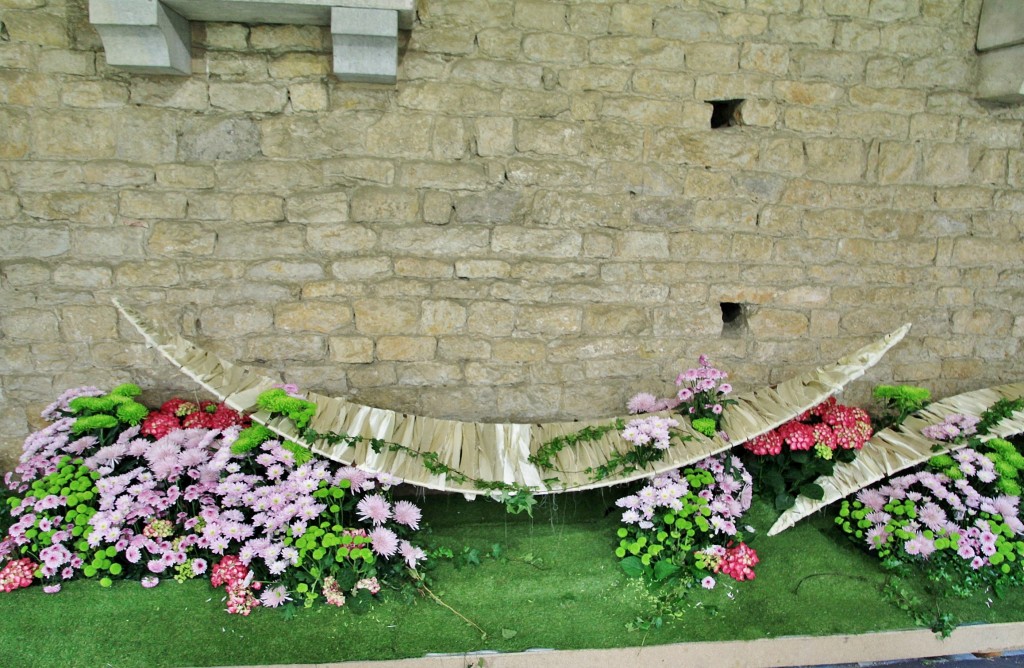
[720,302,747,337]
[708,99,744,129]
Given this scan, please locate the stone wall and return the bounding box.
[1,0,1023,471]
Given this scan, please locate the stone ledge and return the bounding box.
[258,622,1024,668]
[89,0,414,83]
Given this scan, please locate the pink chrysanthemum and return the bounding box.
[260,585,291,608]
[399,540,427,569]
[392,500,422,530]
[356,494,392,526]
[370,527,399,558]
[627,392,659,414]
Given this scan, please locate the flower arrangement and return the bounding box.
[836,444,1024,598]
[921,414,980,443]
[873,385,931,431]
[627,355,735,439]
[0,385,429,615]
[835,396,1024,633]
[741,397,872,510]
[613,453,757,591]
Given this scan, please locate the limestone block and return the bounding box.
[523,33,588,63]
[306,224,377,253]
[89,0,192,75]
[466,302,516,336]
[276,302,352,332]
[376,336,436,361]
[329,257,391,279]
[379,227,490,255]
[422,191,453,225]
[247,260,324,281]
[350,187,418,223]
[609,4,654,35]
[210,82,287,112]
[652,10,719,40]
[437,337,490,361]
[353,299,419,335]
[1,262,50,286]
[492,228,582,258]
[287,191,349,223]
[3,309,60,342]
[289,82,329,111]
[148,221,216,255]
[515,306,582,336]
[516,119,583,155]
[393,258,452,278]
[328,336,374,363]
[60,305,119,342]
[121,191,187,219]
[409,28,476,56]
[454,259,510,279]
[179,118,260,162]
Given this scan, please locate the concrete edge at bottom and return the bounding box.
[226,621,1024,668]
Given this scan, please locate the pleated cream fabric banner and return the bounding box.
[768,382,1024,536]
[114,299,909,496]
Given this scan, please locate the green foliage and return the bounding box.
[115,400,149,426]
[110,384,143,398]
[613,467,736,583]
[67,387,150,439]
[284,481,377,609]
[500,489,537,517]
[71,414,119,434]
[744,448,852,511]
[691,418,717,438]
[6,456,107,583]
[976,398,1024,436]
[257,389,318,430]
[281,440,314,466]
[230,425,275,455]
[69,396,116,414]
[588,432,691,482]
[529,420,624,470]
[872,385,931,430]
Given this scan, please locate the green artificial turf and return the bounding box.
[3,490,1024,668]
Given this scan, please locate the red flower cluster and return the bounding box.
[211,555,261,615]
[0,558,36,593]
[210,554,249,588]
[720,542,759,582]
[743,398,871,456]
[141,399,248,439]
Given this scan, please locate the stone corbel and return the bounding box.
[90,0,192,75]
[976,0,1024,104]
[88,0,414,84]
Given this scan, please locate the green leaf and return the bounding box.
[799,483,825,500]
[775,493,796,511]
[501,628,518,640]
[619,556,646,578]
[653,560,680,582]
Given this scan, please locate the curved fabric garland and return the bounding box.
[768,382,1024,536]
[113,298,909,496]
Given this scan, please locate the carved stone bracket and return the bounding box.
[88,0,414,84]
[976,0,1024,104]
